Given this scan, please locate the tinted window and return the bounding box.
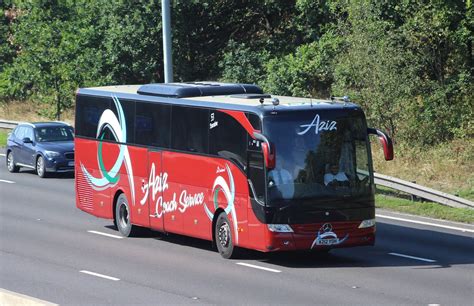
[171,106,209,153]
[248,151,265,202]
[75,95,134,143]
[264,110,373,207]
[110,98,135,143]
[209,111,247,170]
[135,102,171,148]
[247,113,262,152]
[75,95,110,138]
[35,126,74,142]
[247,113,261,130]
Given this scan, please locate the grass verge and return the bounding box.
[376,194,474,224]
[372,138,474,199]
[0,129,8,147]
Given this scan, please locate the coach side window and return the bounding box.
[209,111,247,171]
[135,102,171,148]
[110,98,135,143]
[246,113,265,203]
[75,96,110,139]
[171,106,209,154]
[247,113,261,131]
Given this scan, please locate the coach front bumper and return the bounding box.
[264,221,375,252]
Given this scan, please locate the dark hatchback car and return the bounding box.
[6,122,75,178]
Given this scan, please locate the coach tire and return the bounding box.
[36,155,47,178]
[215,212,237,259]
[115,193,137,237]
[7,151,19,173]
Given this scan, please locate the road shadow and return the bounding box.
[104,224,220,254]
[18,168,74,179]
[106,221,473,269]
[259,222,473,269]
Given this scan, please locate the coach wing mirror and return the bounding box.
[23,137,33,144]
[262,142,276,169]
[367,128,394,161]
[253,132,276,169]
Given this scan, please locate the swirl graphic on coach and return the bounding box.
[204,164,239,244]
[80,96,136,205]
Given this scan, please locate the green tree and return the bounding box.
[331,1,417,140]
[264,31,342,98]
[1,1,104,118]
[331,0,472,145]
[0,1,15,74]
[99,1,163,84]
[219,40,271,84]
[395,0,473,144]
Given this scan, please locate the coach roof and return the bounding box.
[80,82,359,114]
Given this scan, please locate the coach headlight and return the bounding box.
[358,218,376,228]
[267,224,293,233]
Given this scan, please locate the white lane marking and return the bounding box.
[0,179,15,184]
[236,262,281,273]
[79,270,120,281]
[0,153,5,157]
[389,252,436,263]
[376,214,474,233]
[88,230,123,239]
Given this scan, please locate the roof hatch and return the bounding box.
[137,82,263,98]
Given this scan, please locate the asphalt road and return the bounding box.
[1,154,473,305]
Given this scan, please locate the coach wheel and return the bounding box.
[7,151,19,173]
[36,156,47,178]
[115,193,137,237]
[215,212,237,259]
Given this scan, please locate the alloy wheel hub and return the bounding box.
[218,222,230,247]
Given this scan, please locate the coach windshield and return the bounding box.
[264,109,373,210]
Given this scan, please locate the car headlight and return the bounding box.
[358,218,376,228]
[45,150,61,158]
[267,224,293,233]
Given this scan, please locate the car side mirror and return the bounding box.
[367,128,394,161]
[23,137,33,144]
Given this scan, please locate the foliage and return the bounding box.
[99,1,164,84]
[0,1,15,74]
[0,0,472,145]
[219,40,271,85]
[173,0,309,81]
[263,31,342,98]
[331,1,419,140]
[0,1,104,118]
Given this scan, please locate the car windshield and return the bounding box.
[35,126,74,142]
[264,109,373,207]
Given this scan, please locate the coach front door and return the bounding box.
[146,150,165,232]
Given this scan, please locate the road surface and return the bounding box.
[1,155,473,305]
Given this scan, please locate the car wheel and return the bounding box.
[115,193,138,237]
[36,155,47,178]
[215,212,238,259]
[6,151,19,173]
